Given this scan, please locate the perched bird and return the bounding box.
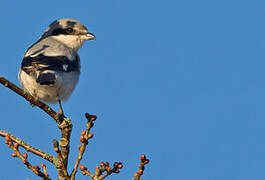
[18,18,96,116]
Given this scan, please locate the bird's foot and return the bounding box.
[56,100,65,123]
[56,111,65,124]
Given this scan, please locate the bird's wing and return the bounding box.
[21,54,80,78]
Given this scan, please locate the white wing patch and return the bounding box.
[63,64,68,71]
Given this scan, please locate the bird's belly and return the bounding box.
[18,69,80,103]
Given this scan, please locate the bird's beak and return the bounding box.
[80,32,96,40]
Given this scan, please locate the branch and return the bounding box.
[4,134,51,180]
[132,155,150,180]
[0,130,55,164]
[0,76,73,180]
[0,76,57,121]
[41,163,49,178]
[0,76,150,180]
[70,113,97,180]
[58,118,72,173]
[52,140,69,180]
[79,161,123,180]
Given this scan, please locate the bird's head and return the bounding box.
[40,18,96,51]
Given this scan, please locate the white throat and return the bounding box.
[52,35,85,51]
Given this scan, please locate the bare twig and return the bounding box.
[52,140,69,179]
[0,130,55,164]
[0,76,148,180]
[0,76,58,121]
[0,76,72,180]
[4,134,51,180]
[58,118,72,173]
[132,155,150,180]
[79,161,123,180]
[70,113,97,180]
[41,163,49,177]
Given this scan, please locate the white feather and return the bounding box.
[18,69,80,103]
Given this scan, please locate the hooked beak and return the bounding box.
[80,32,96,40]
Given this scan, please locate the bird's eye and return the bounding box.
[66,28,74,34]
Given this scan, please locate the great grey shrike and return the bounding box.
[18,18,95,116]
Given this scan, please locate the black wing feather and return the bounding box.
[36,72,56,85]
[21,54,79,76]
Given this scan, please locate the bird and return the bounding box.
[18,18,96,117]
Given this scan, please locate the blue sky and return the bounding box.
[0,0,265,179]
